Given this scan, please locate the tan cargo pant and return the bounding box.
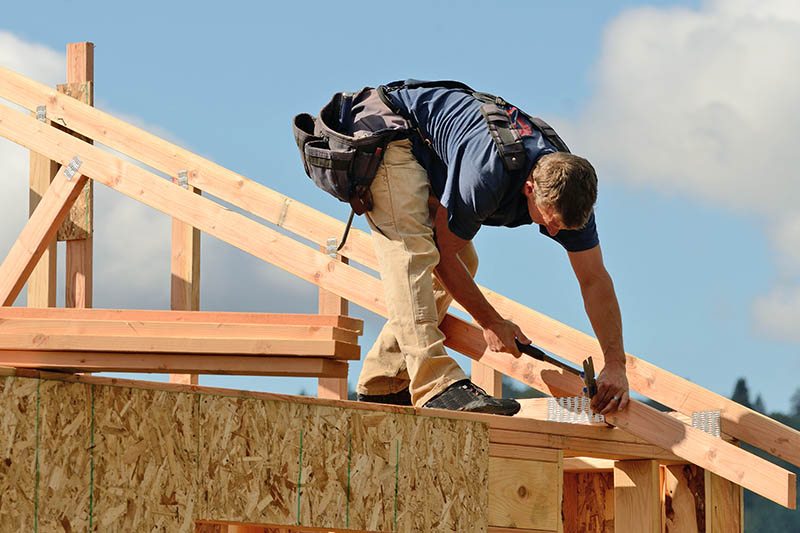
[356,138,475,406]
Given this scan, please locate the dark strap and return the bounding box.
[529,116,570,153]
[480,104,527,172]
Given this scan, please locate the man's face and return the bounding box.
[523,180,567,236]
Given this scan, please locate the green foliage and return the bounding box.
[733,379,800,533]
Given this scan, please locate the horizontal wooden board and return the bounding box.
[0,318,359,344]
[0,334,360,359]
[0,352,348,377]
[0,307,363,333]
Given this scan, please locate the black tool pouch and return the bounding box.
[292,89,406,215]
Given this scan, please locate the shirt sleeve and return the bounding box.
[539,210,600,252]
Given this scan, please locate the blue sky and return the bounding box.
[1,0,798,412]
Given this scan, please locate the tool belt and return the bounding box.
[292,88,409,216]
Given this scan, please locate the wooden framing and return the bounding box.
[0,94,794,509]
[0,61,790,475]
[317,247,349,400]
[171,172,201,385]
[0,61,796,519]
[27,146,59,307]
[63,42,94,309]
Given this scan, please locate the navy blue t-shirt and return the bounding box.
[385,81,599,252]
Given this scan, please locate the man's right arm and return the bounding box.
[431,201,529,355]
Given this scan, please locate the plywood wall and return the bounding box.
[0,374,488,532]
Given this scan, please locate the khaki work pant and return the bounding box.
[356,139,475,406]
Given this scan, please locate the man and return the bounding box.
[346,80,629,416]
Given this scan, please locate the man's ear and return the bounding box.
[522,179,535,198]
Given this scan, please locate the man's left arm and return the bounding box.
[567,245,630,414]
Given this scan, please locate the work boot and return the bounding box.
[423,379,520,416]
[357,388,412,406]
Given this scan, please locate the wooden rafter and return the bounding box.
[0,74,797,507]
[0,65,795,473]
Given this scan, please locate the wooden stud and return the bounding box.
[489,456,562,531]
[170,174,202,385]
[0,79,795,510]
[1,64,798,474]
[0,169,88,306]
[26,136,59,308]
[706,470,743,533]
[317,246,349,400]
[63,42,94,309]
[614,460,660,533]
[471,359,502,397]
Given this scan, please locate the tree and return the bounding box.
[753,394,766,414]
[791,387,800,417]
[731,377,751,408]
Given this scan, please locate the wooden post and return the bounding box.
[169,173,201,386]
[614,460,660,533]
[317,245,349,400]
[63,42,94,309]
[26,152,59,307]
[471,360,502,397]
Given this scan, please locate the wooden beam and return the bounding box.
[317,247,349,400]
[614,460,660,533]
[662,464,706,533]
[0,334,360,359]
[0,351,347,377]
[0,98,795,508]
[0,307,363,331]
[27,150,59,307]
[563,457,615,472]
[63,42,94,309]
[170,174,201,385]
[0,168,87,306]
[0,318,359,343]
[1,65,795,471]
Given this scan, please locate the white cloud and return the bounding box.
[565,0,800,341]
[0,31,64,86]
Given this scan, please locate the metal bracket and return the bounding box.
[175,170,189,189]
[547,396,605,424]
[277,197,291,227]
[691,410,721,437]
[63,156,82,181]
[36,105,46,122]
[326,238,338,258]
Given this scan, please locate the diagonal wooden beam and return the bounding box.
[0,97,795,508]
[1,65,794,470]
[0,165,87,306]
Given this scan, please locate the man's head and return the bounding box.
[522,152,597,236]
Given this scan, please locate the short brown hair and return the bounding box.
[531,152,597,228]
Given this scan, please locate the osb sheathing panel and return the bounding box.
[94,385,198,532]
[0,376,37,532]
[38,379,91,532]
[0,374,488,532]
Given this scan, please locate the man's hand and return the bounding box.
[591,363,629,414]
[483,318,530,356]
